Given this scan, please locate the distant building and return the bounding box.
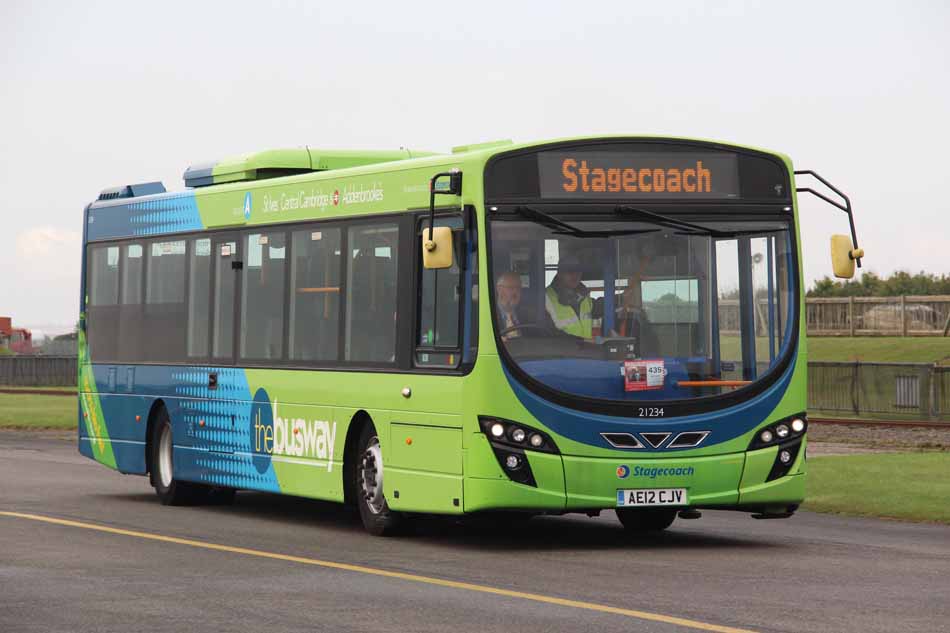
[0,317,34,354]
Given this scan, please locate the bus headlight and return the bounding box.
[478,417,559,454]
[479,416,560,488]
[749,413,807,451]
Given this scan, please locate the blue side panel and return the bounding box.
[504,353,798,452]
[87,191,203,240]
[89,364,280,493]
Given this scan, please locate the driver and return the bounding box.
[495,271,524,340]
[545,254,594,338]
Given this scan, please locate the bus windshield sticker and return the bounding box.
[538,152,739,199]
[624,359,666,392]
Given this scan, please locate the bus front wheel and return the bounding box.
[615,508,677,533]
[355,423,402,536]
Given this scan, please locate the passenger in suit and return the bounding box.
[495,271,524,341]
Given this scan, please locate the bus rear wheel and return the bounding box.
[355,423,402,536]
[615,508,677,533]
[150,408,231,506]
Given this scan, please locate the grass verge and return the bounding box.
[0,392,77,429]
[803,452,950,524]
[806,336,950,364]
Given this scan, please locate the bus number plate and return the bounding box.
[616,488,688,507]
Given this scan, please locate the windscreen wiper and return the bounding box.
[615,205,786,238]
[512,206,659,239]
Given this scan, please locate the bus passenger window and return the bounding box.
[187,238,212,358]
[87,245,120,360]
[345,223,399,363]
[145,240,187,362]
[89,246,119,307]
[242,232,287,361]
[118,243,144,361]
[289,227,342,362]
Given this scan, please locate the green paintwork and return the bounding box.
[199,147,440,187]
[83,135,810,516]
[77,324,117,469]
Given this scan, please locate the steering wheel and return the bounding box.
[498,323,548,338]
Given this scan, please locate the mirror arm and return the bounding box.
[427,170,463,249]
[795,170,862,268]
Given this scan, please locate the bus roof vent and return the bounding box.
[183,147,438,188]
[451,139,513,154]
[97,181,166,201]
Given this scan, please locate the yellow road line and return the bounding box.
[0,510,757,633]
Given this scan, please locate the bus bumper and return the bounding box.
[463,434,806,514]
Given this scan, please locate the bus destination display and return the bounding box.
[538,152,740,199]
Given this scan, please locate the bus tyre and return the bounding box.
[355,424,402,536]
[615,508,677,533]
[149,408,209,506]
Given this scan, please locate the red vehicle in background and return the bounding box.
[0,317,33,355]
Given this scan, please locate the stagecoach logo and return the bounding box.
[616,465,630,479]
[243,192,252,220]
[249,388,337,474]
[332,190,340,206]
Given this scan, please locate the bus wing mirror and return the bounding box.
[423,170,462,269]
[422,226,454,269]
[830,234,865,279]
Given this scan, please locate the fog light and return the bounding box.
[760,429,774,444]
[775,424,790,439]
[511,428,526,443]
[779,450,792,464]
[791,418,805,433]
[504,454,521,470]
[529,433,544,448]
[490,423,505,438]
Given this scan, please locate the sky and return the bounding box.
[2,0,948,332]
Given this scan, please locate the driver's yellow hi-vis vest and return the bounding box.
[545,286,593,338]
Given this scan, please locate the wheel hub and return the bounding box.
[359,438,385,514]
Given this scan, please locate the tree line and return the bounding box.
[808,271,950,297]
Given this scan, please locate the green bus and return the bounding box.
[79,136,863,535]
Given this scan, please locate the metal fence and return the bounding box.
[809,361,949,421]
[806,295,950,336]
[719,296,950,337]
[0,356,77,386]
[2,356,947,422]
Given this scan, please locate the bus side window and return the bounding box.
[87,245,120,361]
[416,217,462,367]
[289,227,342,362]
[241,232,287,361]
[145,240,187,362]
[118,243,144,362]
[345,223,399,363]
[187,238,212,358]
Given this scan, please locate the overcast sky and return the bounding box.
[2,0,948,332]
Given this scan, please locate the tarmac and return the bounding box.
[1,430,948,633]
